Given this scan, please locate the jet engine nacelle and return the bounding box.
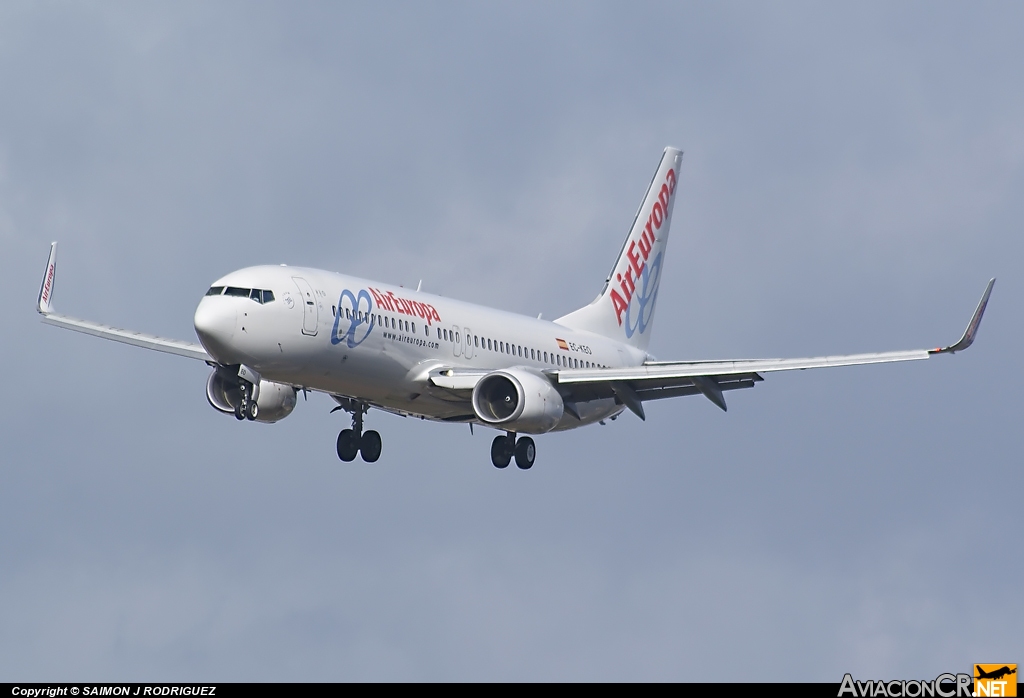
[471,367,564,434]
[206,369,297,423]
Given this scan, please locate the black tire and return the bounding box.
[514,436,535,470]
[247,401,259,421]
[490,435,513,469]
[336,429,359,462]
[360,430,382,463]
[234,402,246,420]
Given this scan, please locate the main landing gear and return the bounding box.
[490,432,536,470]
[334,399,382,463]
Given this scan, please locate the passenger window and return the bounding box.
[456,332,460,343]
[543,352,548,363]
[474,336,478,347]
[412,323,416,333]
[487,339,492,350]
[530,349,535,360]
[205,286,224,296]
[345,308,351,319]
[437,328,441,339]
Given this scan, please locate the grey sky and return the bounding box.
[1,1,1020,681]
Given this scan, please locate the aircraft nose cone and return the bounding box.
[194,299,237,362]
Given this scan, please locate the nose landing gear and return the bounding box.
[333,398,382,463]
[490,432,536,470]
[235,379,260,421]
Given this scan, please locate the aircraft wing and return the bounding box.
[36,242,212,363]
[555,278,995,419]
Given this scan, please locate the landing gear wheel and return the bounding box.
[246,401,259,421]
[514,437,536,470]
[490,435,514,469]
[336,429,359,462]
[234,402,246,421]
[360,430,382,463]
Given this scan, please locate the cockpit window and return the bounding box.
[217,286,276,303]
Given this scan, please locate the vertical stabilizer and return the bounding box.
[555,147,682,352]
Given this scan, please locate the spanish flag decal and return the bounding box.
[556,338,569,351]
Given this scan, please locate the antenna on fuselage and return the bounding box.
[416,279,422,292]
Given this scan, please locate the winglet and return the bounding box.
[930,278,995,355]
[37,242,58,315]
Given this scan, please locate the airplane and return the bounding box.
[975,666,1016,681]
[35,147,995,469]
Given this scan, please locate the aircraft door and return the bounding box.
[292,277,319,336]
[451,325,462,357]
[463,327,473,359]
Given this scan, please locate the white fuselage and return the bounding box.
[193,265,642,431]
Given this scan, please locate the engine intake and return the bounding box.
[471,368,563,434]
[206,368,297,423]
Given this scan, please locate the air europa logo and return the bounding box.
[368,287,441,326]
[332,287,445,349]
[40,262,55,305]
[332,288,375,348]
[611,167,676,337]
